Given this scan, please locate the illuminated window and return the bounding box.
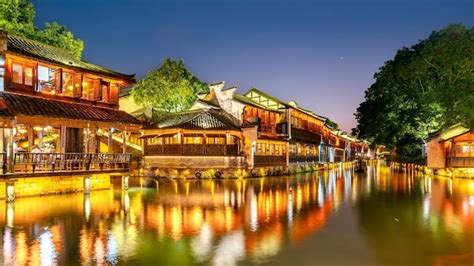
[184,136,202,144]
[12,63,23,84]
[207,136,225,144]
[82,77,94,100]
[62,71,74,96]
[24,67,33,86]
[164,134,179,144]
[37,65,56,93]
[148,137,163,145]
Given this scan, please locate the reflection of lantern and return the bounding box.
[33,126,43,132]
[17,128,27,134]
[45,126,53,131]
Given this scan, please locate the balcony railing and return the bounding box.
[145,144,240,156]
[254,155,286,166]
[289,155,319,163]
[447,157,474,168]
[0,153,131,174]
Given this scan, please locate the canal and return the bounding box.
[1,164,473,265]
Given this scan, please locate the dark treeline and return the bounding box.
[355,24,473,163]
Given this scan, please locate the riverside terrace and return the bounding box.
[140,82,375,178]
[0,31,142,200]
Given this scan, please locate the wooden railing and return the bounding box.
[289,155,319,163]
[145,144,240,156]
[9,153,131,173]
[254,155,286,166]
[447,157,474,168]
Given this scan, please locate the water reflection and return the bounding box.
[0,167,473,265]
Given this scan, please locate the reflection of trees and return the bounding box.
[357,173,474,265]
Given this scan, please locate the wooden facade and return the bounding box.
[143,84,370,178]
[426,125,474,171]
[0,31,142,175]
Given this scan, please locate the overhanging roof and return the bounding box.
[148,109,241,131]
[0,92,141,125]
[7,34,135,83]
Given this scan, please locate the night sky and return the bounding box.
[32,0,473,132]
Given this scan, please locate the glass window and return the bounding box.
[73,73,82,97]
[82,77,94,100]
[24,67,33,86]
[164,134,179,144]
[184,136,202,144]
[148,137,162,145]
[207,136,225,144]
[62,71,74,96]
[37,65,56,93]
[12,63,23,84]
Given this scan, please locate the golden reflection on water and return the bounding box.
[0,169,473,265]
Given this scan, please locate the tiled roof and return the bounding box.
[7,34,135,82]
[149,109,241,131]
[0,92,141,124]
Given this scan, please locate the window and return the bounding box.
[207,136,225,144]
[24,67,33,86]
[455,142,474,157]
[101,80,110,102]
[37,65,56,93]
[164,134,179,144]
[62,71,74,96]
[148,137,163,145]
[184,136,202,144]
[12,63,23,84]
[82,77,94,100]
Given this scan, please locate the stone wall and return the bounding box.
[0,174,112,199]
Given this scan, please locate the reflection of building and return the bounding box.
[425,124,474,177]
[142,82,370,178]
[0,31,141,179]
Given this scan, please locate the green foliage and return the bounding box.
[355,24,474,162]
[325,119,339,130]
[132,58,208,113]
[0,0,83,58]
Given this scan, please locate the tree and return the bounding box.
[0,0,84,58]
[355,24,474,163]
[132,58,208,113]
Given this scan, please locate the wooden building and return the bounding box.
[0,31,141,175]
[141,108,245,178]
[142,82,369,178]
[425,124,474,177]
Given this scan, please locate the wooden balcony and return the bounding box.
[0,152,131,175]
[289,155,319,163]
[145,144,240,156]
[447,157,474,168]
[254,155,286,166]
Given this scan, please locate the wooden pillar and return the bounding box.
[7,128,14,173]
[224,133,229,155]
[84,127,90,154]
[179,130,184,155]
[122,130,127,154]
[203,133,207,155]
[108,128,113,153]
[60,126,67,154]
[27,126,34,151]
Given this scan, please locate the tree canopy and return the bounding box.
[354,24,474,163]
[0,0,84,58]
[131,58,208,113]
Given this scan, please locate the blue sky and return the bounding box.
[32,0,473,131]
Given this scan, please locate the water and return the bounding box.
[1,165,473,265]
